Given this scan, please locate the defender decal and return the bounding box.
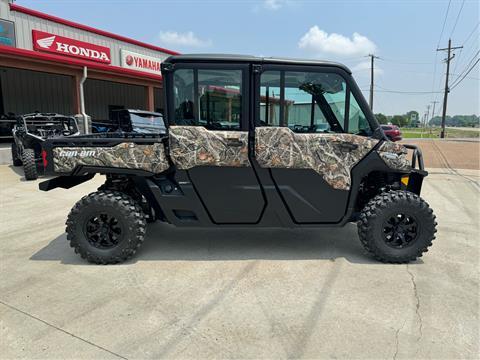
[255,127,378,190]
[169,126,250,169]
[53,142,169,173]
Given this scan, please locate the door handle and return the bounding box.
[225,138,244,147]
[333,142,358,151]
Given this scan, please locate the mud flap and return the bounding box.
[407,171,426,195]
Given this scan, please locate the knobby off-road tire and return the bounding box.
[66,190,147,264]
[358,190,437,263]
[11,143,22,166]
[22,148,38,180]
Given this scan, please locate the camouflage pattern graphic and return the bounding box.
[255,127,378,190]
[376,141,411,171]
[169,126,250,169]
[53,142,170,174]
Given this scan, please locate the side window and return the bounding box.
[257,70,347,133]
[284,72,346,133]
[173,69,195,125]
[173,68,242,130]
[259,71,281,126]
[348,93,372,136]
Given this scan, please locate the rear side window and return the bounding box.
[173,68,242,130]
[258,70,347,134]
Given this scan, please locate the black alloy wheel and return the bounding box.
[382,213,418,249]
[84,212,123,249]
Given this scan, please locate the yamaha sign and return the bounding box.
[120,49,165,75]
[32,30,111,64]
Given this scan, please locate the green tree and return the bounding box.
[374,113,388,124]
[429,115,479,127]
[406,110,420,127]
[391,115,408,127]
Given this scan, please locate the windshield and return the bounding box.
[129,113,165,133]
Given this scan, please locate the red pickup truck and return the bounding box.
[381,124,402,142]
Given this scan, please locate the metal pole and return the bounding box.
[368,54,380,111]
[79,66,89,134]
[426,105,431,126]
[430,101,438,125]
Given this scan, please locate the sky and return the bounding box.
[16,0,480,117]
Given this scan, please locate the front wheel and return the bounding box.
[66,190,147,264]
[11,143,22,166]
[357,190,437,263]
[22,148,38,180]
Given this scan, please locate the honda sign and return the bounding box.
[32,30,111,64]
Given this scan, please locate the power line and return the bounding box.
[451,49,480,85]
[451,22,480,76]
[462,22,480,46]
[449,0,466,38]
[362,85,443,94]
[433,0,453,108]
[437,0,452,48]
[378,58,441,65]
[450,58,480,90]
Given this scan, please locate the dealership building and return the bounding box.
[0,0,178,125]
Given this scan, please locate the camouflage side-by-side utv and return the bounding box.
[12,113,79,180]
[39,54,437,264]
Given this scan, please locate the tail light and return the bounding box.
[41,150,48,168]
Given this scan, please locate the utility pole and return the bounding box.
[430,100,439,125]
[426,104,431,125]
[368,54,380,111]
[437,39,463,138]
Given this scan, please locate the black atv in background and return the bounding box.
[12,113,79,180]
[91,109,166,134]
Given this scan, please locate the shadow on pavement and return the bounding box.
[30,222,413,265]
[8,165,27,181]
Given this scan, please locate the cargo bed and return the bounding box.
[41,132,169,176]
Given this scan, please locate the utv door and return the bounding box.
[254,67,378,223]
[167,65,265,224]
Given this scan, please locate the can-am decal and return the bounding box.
[32,30,111,64]
[58,150,96,157]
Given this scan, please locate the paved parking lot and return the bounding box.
[401,139,479,170]
[0,158,479,358]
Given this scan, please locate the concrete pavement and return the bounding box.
[0,165,479,359]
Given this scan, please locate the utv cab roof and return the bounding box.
[164,54,352,74]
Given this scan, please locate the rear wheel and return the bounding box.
[11,143,22,166]
[22,148,38,180]
[66,190,147,264]
[357,190,437,263]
